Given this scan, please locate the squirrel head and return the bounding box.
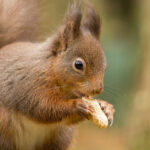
[48,2,106,98]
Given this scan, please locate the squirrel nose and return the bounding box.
[92,80,104,95]
[93,86,103,95]
[90,74,104,95]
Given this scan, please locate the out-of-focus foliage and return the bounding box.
[39,0,150,149]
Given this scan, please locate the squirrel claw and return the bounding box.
[74,100,94,119]
[97,100,115,126]
[109,119,113,127]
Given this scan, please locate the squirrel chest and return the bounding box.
[15,116,56,150]
[13,115,70,150]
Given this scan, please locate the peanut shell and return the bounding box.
[82,97,108,128]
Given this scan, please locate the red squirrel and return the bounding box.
[0,0,114,150]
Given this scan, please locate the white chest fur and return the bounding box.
[15,116,58,150]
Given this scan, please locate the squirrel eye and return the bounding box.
[75,60,83,70]
[73,58,86,73]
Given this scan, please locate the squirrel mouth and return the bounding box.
[73,91,87,98]
[73,90,99,98]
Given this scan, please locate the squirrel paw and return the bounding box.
[73,100,94,119]
[97,100,115,126]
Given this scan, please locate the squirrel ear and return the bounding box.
[60,2,82,49]
[50,2,82,56]
[82,2,101,39]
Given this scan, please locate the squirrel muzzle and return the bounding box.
[90,74,104,95]
[76,73,104,97]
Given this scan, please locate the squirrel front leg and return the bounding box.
[26,94,93,124]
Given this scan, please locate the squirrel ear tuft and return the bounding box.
[50,2,82,56]
[61,1,82,48]
[82,2,101,39]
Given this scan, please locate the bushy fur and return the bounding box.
[0,0,39,48]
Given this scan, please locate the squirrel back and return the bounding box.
[0,0,39,48]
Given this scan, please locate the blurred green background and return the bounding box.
[39,0,150,149]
